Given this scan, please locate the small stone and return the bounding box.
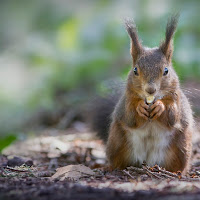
[7,156,33,167]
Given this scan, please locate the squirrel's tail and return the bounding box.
[88,94,120,143]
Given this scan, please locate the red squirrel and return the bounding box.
[91,15,194,174]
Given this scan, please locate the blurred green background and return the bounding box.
[0,0,199,150]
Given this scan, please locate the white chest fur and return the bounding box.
[127,121,173,166]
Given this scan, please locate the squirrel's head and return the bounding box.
[125,15,179,100]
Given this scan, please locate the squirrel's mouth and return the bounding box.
[138,90,164,102]
[140,92,164,103]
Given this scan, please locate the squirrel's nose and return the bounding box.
[145,87,156,95]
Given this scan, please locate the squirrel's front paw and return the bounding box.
[136,100,149,120]
[150,100,165,120]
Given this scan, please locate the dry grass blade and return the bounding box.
[123,170,135,179]
[3,166,29,173]
[0,165,37,178]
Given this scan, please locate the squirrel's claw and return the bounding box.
[150,100,165,120]
[136,100,149,120]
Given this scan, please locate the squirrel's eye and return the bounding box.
[133,67,139,76]
[163,67,168,76]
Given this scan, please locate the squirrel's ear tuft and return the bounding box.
[125,19,143,64]
[160,14,179,62]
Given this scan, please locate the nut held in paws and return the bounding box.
[146,96,155,104]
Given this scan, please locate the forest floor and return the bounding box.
[1,81,200,200]
[1,124,200,200]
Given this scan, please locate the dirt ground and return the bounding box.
[0,124,200,200]
[1,81,200,200]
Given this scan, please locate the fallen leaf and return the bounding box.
[51,164,95,181]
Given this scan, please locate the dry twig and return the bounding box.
[126,163,200,182]
[123,170,136,179]
[142,164,163,179]
[126,166,146,174]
